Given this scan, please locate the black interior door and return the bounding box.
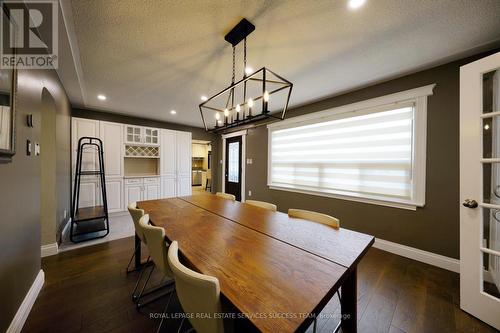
[225,136,242,201]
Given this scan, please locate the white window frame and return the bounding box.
[267,84,435,210]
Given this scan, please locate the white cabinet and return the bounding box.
[192,143,206,158]
[105,178,124,213]
[125,183,143,205]
[177,176,192,196]
[177,131,192,178]
[161,176,176,198]
[160,129,192,198]
[100,121,123,177]
[124,125,159,145]
[124,177,160,205]
[72,118,100,172]
[78,178,99,208]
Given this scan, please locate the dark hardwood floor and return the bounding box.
[23,237,498,333]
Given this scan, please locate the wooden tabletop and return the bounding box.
[138,198,347,333]
[180,195,374,268]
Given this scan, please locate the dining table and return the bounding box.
[136,194,374,333]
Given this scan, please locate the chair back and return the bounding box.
[139,215,172,277]
[288,209,340,228]
[128,202,146,243]
[216,192,236,201]
[245,200,277,212]
[168,241,223,333]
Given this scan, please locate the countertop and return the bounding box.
[124,174,160,179]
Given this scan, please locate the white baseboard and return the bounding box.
[41,242,58,257]
[6,269,44,333]
[373,238,460,273]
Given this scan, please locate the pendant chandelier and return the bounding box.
[199,19,293,132]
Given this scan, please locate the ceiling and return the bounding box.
[57,0,500,128]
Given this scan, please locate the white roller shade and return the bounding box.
[269,105,416,202]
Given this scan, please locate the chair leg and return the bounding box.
[313,317,317,333]
[156,290,174,333]
[136,265,155,307]
[126,242,142,274]
[132,256,151,302]
[177,317,185,333]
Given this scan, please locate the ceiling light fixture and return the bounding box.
[199,18,293,132]
[201,96,208,101]
[348,0,366,10]
[97,94,107,100]
[170,110,177,115]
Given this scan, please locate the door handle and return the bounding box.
[462,199,478,208]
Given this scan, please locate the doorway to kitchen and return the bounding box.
[192,140,212,195]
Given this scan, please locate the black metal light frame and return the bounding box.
[199,67,292,132]
[199,19,293,133]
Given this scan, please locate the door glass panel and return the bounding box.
[127,127,132,134]
[134,128,140,134]
[228,141,239,183]
[153,137,158,144]
[483,208,500,253]
[127,134,133,142]
[482,251,500,300]
[483,69,500,114]
[482,163,500,204]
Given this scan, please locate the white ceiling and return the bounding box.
[57,0,500,128]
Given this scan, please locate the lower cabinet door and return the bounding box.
[78,180,98,208]
[105,178,124,213]
[161,176,176,198]
[144,184,160,200]
[177,176,192,196]
[125,185,143,206]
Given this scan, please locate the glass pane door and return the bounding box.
[481,68,500,301]
[228,141,240,183]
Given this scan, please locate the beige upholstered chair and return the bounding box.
[288,208,340,333]
[288,209,340,229]
[216,192,236,201]
[168,241,224,333]
[245,200,277,212]
[126,202,146,272]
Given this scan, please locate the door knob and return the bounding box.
[462,199,478,208]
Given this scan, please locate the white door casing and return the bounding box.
[460,51,500,330]
[221,130,246,201]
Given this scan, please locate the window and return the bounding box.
[267,84,435,210]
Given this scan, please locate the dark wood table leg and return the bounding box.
[341,266,357,333]
[134,233,142,270]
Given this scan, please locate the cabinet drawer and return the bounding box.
[144,177,160,184]
[125,178,144,185]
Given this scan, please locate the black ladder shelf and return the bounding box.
[70,137,110,243]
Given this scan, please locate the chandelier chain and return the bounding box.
[232,46,236,85]
[244,38,247,77]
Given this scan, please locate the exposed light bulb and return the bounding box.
[201,95,208,101]
[247,98,254,108]
[348,0,366,10]
[245,67,253,75]
[224,108,229,117]
[263,91,270,102]
[236,104,241,112]
[215,113,220,120]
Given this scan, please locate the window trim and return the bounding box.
[267,84,436,210]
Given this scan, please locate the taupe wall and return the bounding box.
[245,50,498,260]
[0,68,71,331]
[71,108,221,192]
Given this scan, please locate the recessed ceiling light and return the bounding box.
[201,95,208,101]
[244,66,253,75]
[97,94,107,101]
[170,110,177,115]
[348,0,366,10]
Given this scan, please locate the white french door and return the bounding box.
[460,51,500,330]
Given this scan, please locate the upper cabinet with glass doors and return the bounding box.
[124,125,159,145]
